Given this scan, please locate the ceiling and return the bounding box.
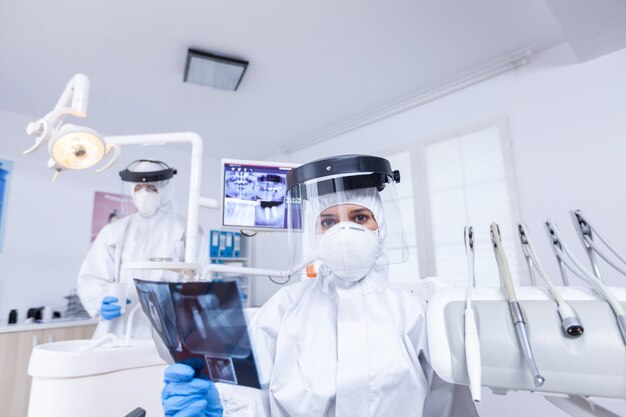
[0,0,565,159]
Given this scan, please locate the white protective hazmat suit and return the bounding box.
[215,188,478,417]
[78,161,207,340]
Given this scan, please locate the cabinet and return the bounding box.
[208,231,253,306]
[0,321,97,417]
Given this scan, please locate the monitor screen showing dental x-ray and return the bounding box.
[221,159,300,231]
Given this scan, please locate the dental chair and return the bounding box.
[27,307,261,417]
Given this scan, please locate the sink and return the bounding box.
[28,338,167,417]
[28,338,166,378]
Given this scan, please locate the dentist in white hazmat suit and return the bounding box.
[162,155,478,417]
[78,159,207,340]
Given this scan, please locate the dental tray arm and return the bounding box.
[203,257,315,279]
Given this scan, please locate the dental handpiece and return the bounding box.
[571,210,626,278]
[546,220,626,345]
[518,223,584,337]
[463,226,481,402]
[491,223,545,387]
[570,210,604,281]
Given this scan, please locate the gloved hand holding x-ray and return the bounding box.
[134,279,262,389]
[162,361,223,417]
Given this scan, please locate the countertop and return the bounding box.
[0,317,99,334]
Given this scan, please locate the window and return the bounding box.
[382,122,521,287]
[422,125,520,286]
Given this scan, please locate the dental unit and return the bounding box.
[545,220,626,344]
[463,226,482,402]
[491,223,545,387]
[518,223,584,337]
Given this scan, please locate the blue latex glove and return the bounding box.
[162,361,223,417]
[99,296,130,320]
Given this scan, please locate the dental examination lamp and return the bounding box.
[25,74,119,181]
[518,223,584,337]
[571,210,626,280]
[24,73,217,276]
[545,220,626,344]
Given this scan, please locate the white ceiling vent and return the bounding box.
[184,49,248,91]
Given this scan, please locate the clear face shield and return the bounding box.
[286,155,408,281]
[119,159,178,219]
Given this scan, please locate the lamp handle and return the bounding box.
[23,119,50,155]
[95,143,121,173]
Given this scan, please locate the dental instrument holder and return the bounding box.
[427,286,626,399]
[546,228,571,286]
[572,213,604,281]
[491,224,545,387]
[463,226,482,402]
[518,229,537,286]
[572,210,626,280]
[517,223,584,337]
[545,220,626,344]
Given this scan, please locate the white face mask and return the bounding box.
[316,222,380,282]
[133,188,160,218]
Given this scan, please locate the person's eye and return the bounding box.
[320,218,337,228]
[354,214,369,223]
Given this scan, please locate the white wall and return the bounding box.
[254,43,626,294]
[251,43,626,416]
[0,109,223,322]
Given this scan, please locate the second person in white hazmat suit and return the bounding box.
[78,159,207,340]
[162,155,478,417]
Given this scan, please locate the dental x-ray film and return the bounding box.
[134,279,262,389]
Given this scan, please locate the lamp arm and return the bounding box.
[53,73,90,116]
[25,73,91,155]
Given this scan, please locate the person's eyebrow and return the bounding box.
[349,208,372,215]
[319,213,338,218]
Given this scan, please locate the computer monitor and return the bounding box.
[221,159,300,232]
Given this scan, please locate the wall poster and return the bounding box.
[91,191,136,241]
[0,159,13,253]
